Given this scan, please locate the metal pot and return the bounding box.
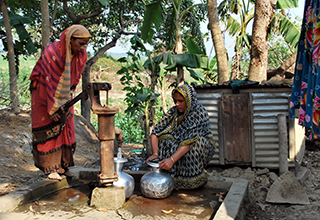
[113,157,135,199]
[140,160,174,199]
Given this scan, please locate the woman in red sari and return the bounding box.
[29,25,90,180]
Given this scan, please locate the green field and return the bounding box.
[0,56,37,111]
[0,56,145,144]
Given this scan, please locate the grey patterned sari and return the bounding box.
[152,84,216,190]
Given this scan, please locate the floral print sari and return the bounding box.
[290,0,320,140]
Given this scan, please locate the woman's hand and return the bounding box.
[159,157,174,170]
[66,108,73,120]
[146,153,158,163]
[50,107,73,122]
[50,112,61,122]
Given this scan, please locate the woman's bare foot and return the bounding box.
[64,170,75,177]
[48,172,62,180]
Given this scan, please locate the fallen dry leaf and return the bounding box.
[97,208,108,212]
[29,205,36,214]
[35,201,46,206]
[178,193,187,197]
[162,209,173,214]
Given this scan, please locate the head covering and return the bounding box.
[153,84,212,146]
[172,84,198,117]
[50,25,90,115]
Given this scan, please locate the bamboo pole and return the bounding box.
[278,114,289,175]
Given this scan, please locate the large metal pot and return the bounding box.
[140,160,174,199]
[113,157,135,199]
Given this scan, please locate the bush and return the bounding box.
[91,111,144,144]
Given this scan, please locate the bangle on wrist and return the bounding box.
[170,156,175,163]
[153,153,158,156]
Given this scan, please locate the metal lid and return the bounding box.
[147,159,160,168]
[114,157,128,163]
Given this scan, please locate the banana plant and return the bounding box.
[117,35,161,153]
[218,0,255,79]
[0,11,37,56]
[269,11,300,49]
[0,10,37,74]
[270,0,299,48]
[141,0,209,85]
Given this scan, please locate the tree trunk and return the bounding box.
[174,13,184,86]
[207,0,229,84]
[267,52,297,79]
[81,63,91,121]
[145,67,158,156]
[278,52,297,74]
[248,0,274,83]
[175,39,184,86]
[161,76,167,113]
[230,49,242,80]
[1,0,19,112]
[41,0,50,52]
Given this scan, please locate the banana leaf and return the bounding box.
[0,11,32,26]
[141,1,163,43]
[186,38,204,55]
[0,11,36,53]
[98,0,109,6]
[163,53,209,70]
[271,12,300,48]
[276,0,298,9]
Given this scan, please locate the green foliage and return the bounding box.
[186,38,204,55]
[141,0,207,54]
[116,53,160,116]
[240,31,296,75]
[267,35,295,69]
[276,0,298,9]
[239,47,250,76]
[270,12,300,49]
[218,0,255,52]
[0,57,36,110]
[90,111,144,144]
[141,1,162,43]
[0,10,38,65]
[201,56,218,83]
[115,112,144,144]
[98,0,110,6]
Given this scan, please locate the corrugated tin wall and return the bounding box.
[197,93,221,165]
[251,92,291,168]
[197,91,293,168]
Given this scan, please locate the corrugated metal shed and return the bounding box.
[197,93,221,164]
[195,81,305,169]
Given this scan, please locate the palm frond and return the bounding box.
[225,14,241,36]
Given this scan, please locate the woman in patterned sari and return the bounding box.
[290,0,320,140]
[146,84,216,190]
[29,25,90,180]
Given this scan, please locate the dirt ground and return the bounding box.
[1,111,320,219]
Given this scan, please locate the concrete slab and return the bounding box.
[0,176,76,212]
[213,179,248,220]
[0,166,249,219]
[90,186,125,210]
